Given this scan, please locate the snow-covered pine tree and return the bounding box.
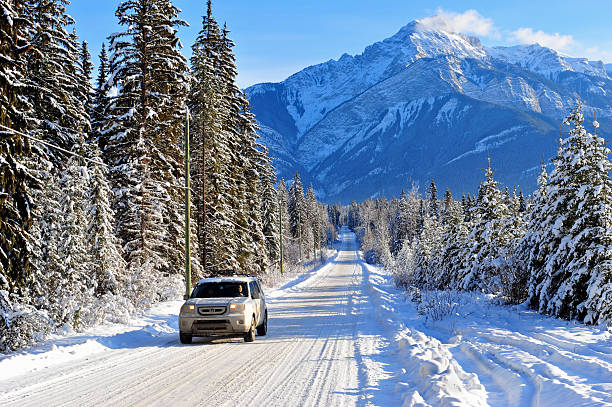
[437,190,470,289]
[259,146,280,267]
[104,0,190,285]
[516,163,552,306]
[499,186,528,302]
[440,188,453,223]
[78,40,94,126]
[428,179,439,218]
[305,184,319,258]
[85,142,126,297]
[54,155,93,329]
[234,91,267,275]
[91,42,109,148]
[189,1,239,274]
[25,0,88,166]
[0,0,51,352]
[533,104,612,322]
[0,0,36,296]
[391,190,409,255]
[460,158,511,293]
[411,206,443,288]
[288,172,306,261]
[277,179,292,265]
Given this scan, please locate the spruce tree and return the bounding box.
[78,40,94,127]
[518,163,552,306]
[288,172,306,242]
[26,0,88,165]
[277,179,292,265]
[103,0,190,282]
[438,194,470,289]
[306,184,319,258]
[0,0,36,297]
[533,104,612,322]
[460,159,511,292]
[428,179,439,217]
[260,147,280,267]
[85,143,126,297]
[189,1,239,274]
[91,42,109,147]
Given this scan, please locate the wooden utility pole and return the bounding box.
[279,201,284,275]
[184,109,191,299]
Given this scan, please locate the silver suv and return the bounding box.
[178,276,268,344]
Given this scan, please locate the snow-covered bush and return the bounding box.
[499,258,529,305]
[393,240,417,288]
[416,290,463,322]
[0,292,53,352]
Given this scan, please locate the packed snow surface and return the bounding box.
[1,230,610,406]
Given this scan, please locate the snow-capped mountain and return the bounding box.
[246,20,612,202]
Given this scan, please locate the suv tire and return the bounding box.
[180,333,192,344]
[244,317,256,342]
[257,311,268,336]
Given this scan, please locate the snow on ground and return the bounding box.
[363,261,612,407]
[1,230,610,406]
[0,249,337,387]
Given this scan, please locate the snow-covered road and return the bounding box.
[1,230,610,406]
[0,231,398,406]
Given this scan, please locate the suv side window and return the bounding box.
[249,281,260,299]
[255,281,264,298]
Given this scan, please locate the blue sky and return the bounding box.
[68,1,612,88]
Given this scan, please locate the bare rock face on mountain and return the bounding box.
[246,20,612,202]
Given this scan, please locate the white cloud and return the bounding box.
[582,46,612,63]
[510,28,574,52]
[418,9,498,38]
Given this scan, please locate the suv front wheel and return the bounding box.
[244,317,256,342]
[180,333,192,344]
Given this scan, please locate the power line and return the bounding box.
[0,123,107,167]
[0,123,193,192]
[1,123,310,242]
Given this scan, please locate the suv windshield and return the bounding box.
[191,282,248,298]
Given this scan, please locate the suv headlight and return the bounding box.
[229,303,245,312]
[181,304,196,314]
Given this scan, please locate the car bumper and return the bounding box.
[179,314,251,336]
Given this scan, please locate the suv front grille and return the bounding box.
[193,319,231,331]
[197,306,226,316]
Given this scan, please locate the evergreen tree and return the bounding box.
[54,156,92,329]
[189,1,239,274]
[78,40,94,127]
[0,0,36,296]
[532,104,612,322]
[103,0,190,281]
[26,0,88,165]
[411,209,443,288]
[85,143,126,297]
[305,184,319,258]
[259,148,280,267]
[460,159,511,292]
[516,163,552,306]
[91,42,109,147]
[438,194,470,289]
[277,179,292,265]
[288,172,306,247]
[428,179,439,217]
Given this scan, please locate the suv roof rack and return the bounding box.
[208,270,256,278]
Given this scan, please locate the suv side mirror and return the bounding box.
[183,294,190,300]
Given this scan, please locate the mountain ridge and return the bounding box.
[246,20,612,202]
